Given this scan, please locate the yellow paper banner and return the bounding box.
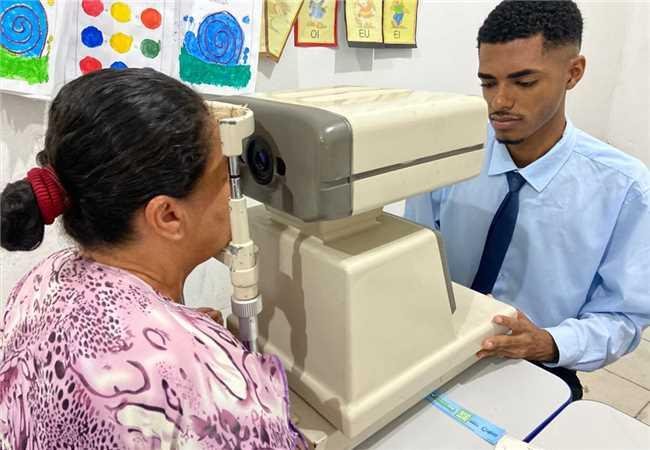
[345,0,383,46]
[382,0,418,46]
[260,0,269,54]
[267,0,304,60]
[296,0,338,46]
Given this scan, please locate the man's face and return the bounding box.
[478,35,576,145]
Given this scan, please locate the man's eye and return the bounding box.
[516,80,538,88]
[480,82,496,88]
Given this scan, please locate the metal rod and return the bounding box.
[238,316,259,353]
[228,156,242,199]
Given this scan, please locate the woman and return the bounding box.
[0,69,304,449]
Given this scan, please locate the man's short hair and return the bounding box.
[478,1,583,50]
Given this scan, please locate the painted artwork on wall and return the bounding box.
[382,0,417,47]
[0,0,64,97]
[178,0,262,94]
[345,0,382,47]
[295,0,337,47]
[75,0,169,75]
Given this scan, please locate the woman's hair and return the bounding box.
[1,68,212,251]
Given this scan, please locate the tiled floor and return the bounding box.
[578,327,650,425]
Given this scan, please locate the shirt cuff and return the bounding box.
[543,323,580,368]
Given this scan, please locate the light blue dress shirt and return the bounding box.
[405,120,650,371]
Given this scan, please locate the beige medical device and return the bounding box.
[210,87,516,449]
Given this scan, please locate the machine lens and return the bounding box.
[246,138,274,185]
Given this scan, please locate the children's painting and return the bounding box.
[382,0,417,47]
[295,0,337,47]
[0,0,64,97]
[265,0,302,60]
[345,0,382,47]
[178,0,262,94]
[75,0,170,76]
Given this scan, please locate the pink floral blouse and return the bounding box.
[0,249,304,449]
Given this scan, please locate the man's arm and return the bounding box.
[480,183,650,370]
[544,313,644,371]
[544,184,650,371]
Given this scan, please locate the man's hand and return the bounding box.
[194,307,224,326]
[477,311,558,362]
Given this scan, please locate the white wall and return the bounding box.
[567,1,650,162]
[601,1,649,162]
[258,1,495,93]
[1,1,648,309]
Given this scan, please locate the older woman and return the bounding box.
[0,69,304,449]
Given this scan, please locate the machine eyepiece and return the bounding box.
[246,137,274,185]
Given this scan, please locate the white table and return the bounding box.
[357,358,571,449]
[530,400,650,450]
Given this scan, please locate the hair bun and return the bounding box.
[1,180,45,251]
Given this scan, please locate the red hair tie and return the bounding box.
[25,166,69,225]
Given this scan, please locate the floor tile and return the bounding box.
[579,369,650,417]
[606,339,650,390]
[637,402,650,426]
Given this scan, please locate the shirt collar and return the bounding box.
[487,119,577,192]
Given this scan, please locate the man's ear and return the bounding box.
[566,54,586,90]
[142,195,186,241]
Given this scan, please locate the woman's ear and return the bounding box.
[142,195,186,241]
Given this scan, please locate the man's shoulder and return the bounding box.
[571,128,649,194]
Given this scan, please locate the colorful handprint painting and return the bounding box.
[179,0,261,94]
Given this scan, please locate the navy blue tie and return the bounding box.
[471,171,526,294]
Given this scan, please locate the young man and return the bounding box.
[406,0,649,400]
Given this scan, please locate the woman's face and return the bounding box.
[182,124,232,264]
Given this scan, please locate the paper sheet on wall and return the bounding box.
[175,0,262,95]
[295,0,337,47]
[260,0,268,54]
[0,0,68,99]
[382,0,417,47]
[345,0,382,47]
[265,0,302,61]
[73,0,174,77]
[5,0,262,98]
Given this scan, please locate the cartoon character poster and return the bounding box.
[382,0,417,47]
[345,0,382,47]
[295,0,337,47]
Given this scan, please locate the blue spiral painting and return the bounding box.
[184,11,243,66]
[0,0,48,57]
